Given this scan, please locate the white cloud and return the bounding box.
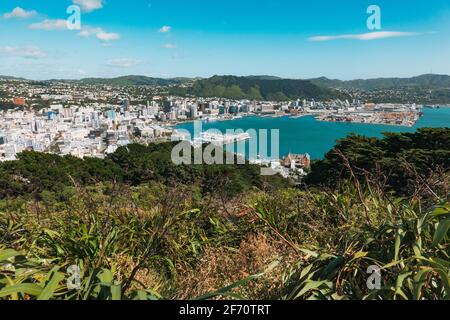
[163,43,176,49]
[29,19,120,42]
[29,19,67,31]
[159,26,172,33]
[78,26,100,37]
[107,58,142,68]
[309,31,425,41]
[96,30,120,41]
[3,7,37,19]
[78,26,120,42]
[0,46,47,59]
[73,0,103,13]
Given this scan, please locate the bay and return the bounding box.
[175,107,450,160]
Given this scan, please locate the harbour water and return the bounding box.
[175,107,450,160]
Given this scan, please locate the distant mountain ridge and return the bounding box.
[309,74,450,90]
[246,75,283,80]
[2,74,450,92]
[0,75,26,81]
[169,75,348,101]
[77,75,190,86]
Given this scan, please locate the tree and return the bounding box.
[224,85,246,100]
[247,86,263,100]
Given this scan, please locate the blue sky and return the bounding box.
[0,0,449,80]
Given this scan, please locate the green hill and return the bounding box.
[0,75,26,81]
[309,74,450,90]
[78,75,190,86]
[171,75,347,101]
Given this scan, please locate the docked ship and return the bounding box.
[202,116,218,123]
[192,132,251,147]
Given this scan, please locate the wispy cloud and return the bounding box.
[79,26,120,42]
[73,0,103,13]
[163,43,176,49]
[159,26,172,33]
[106,58,142,68]
[308,31,427,41]
[95,30,120,41]
[0,46,47,59]
[3,7,37,19]
[29,19,67,31]
[29,19,120,42]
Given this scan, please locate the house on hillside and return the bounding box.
[281,153,311,171]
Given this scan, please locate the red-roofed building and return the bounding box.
[13,97,26,106]
[281,153,311,170]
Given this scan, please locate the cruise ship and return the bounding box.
[192,132,251,147]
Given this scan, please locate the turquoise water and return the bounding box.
[176,107,450,160]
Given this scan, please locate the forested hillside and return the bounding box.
[0,143,286,200]
[170,75,348,101]
[307,128,450,194]
[77,75,187,86]
[309,74,450,90]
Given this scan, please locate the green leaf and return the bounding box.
[294,280,330,299]
[431,206,450,217]
[299,249,320,259]
[434,268,450,300]
[413,269,431,300]
[353,251,368,260]
[0,283,43,298]
[413,237,423,257]
[38,270,65,300]
[136,290,148,301]
[298,264,314,281]
[394,229,402,262]
[194,273,263,300]
[98,269,114,284]
[432,218,450,247]
[110,285,122,301]
[0,249,20,262]
[394,272,412,300]
[430,257,450,270]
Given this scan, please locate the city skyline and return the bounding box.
[1,0,450,80]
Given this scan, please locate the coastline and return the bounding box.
[172,107,450,160]
[314,118,416,128]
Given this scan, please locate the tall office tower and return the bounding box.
[190,104,198,119]
[122,99,130,112]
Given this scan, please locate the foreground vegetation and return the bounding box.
[0,129,449,300]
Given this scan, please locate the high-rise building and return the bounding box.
[229,105,239,114]
[105,110,116,120]
[190,104,198,119]
[47,111,57,120]
[122,99,130,112]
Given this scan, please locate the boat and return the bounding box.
[192,132,251,147]
[202,117,218,123]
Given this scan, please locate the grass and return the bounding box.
[0,178,449,300]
